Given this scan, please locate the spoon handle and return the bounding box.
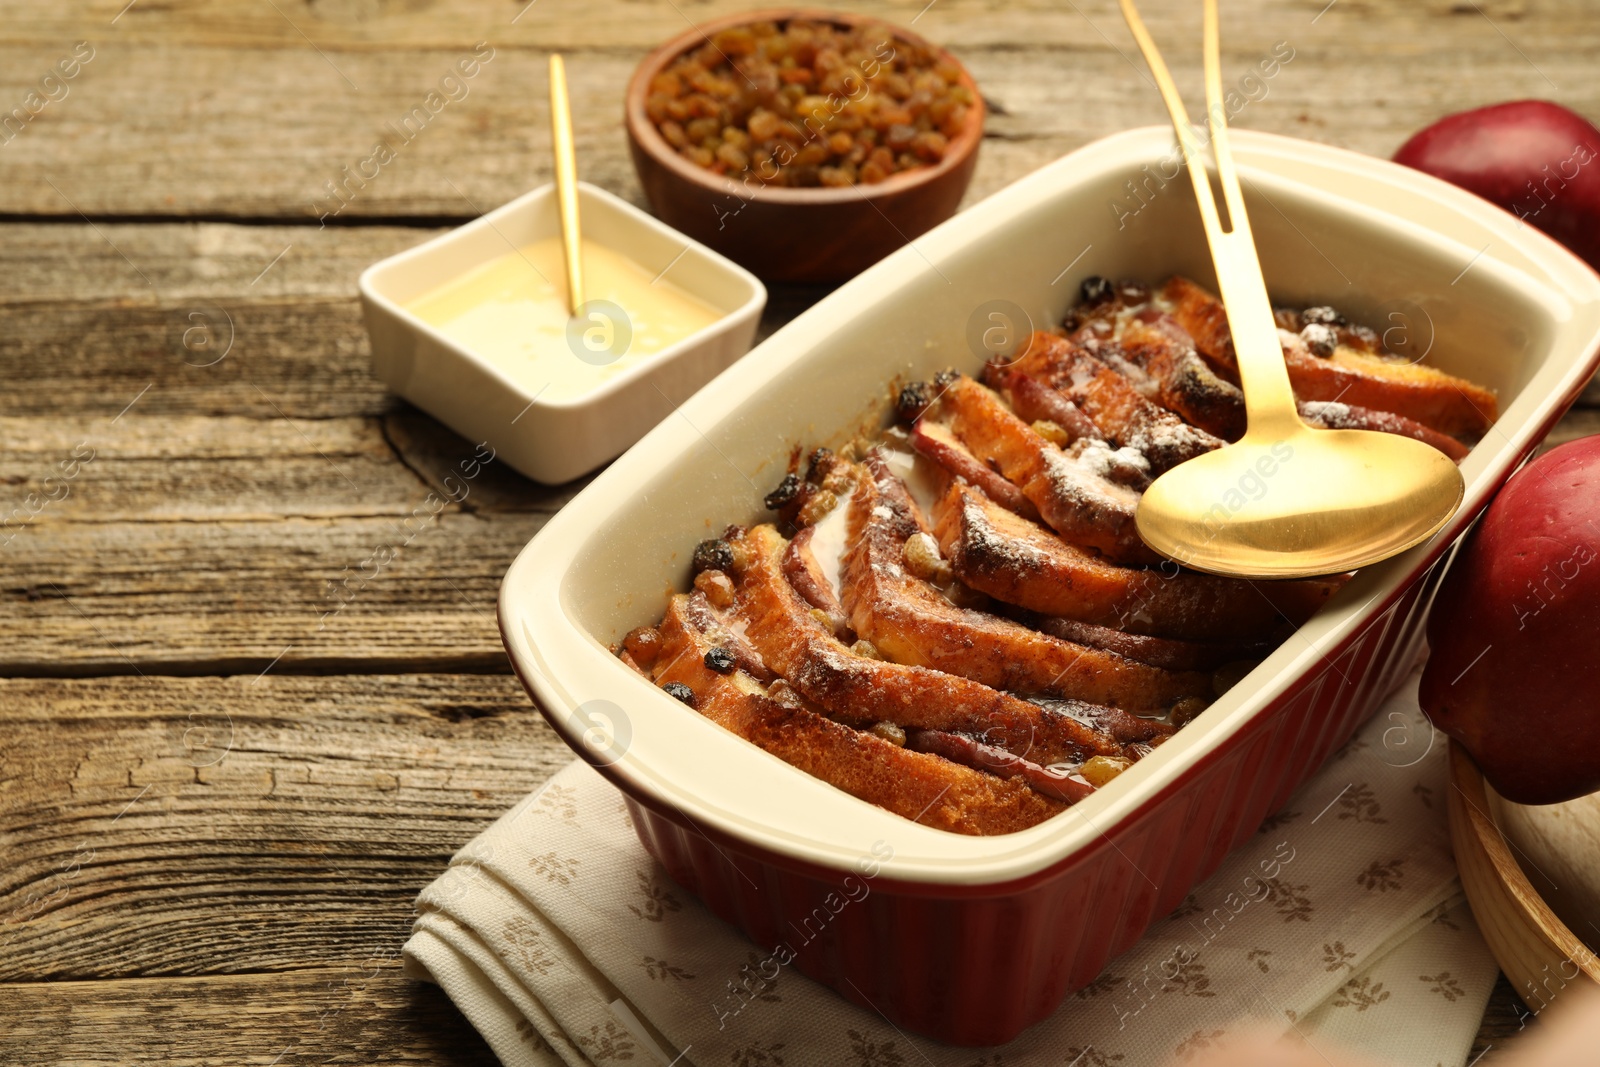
[1116,0,1300,436]
[549,54,585,315]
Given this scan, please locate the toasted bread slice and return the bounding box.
[1001,330,1221,473]
[1021,613,1269,672]
[909,418,1040,521]
[782,524,852,638]
[1113,313,1250,440]
[727,522,1132,765]
[654,594,1067,834]
[933,480,1341,642]
[841,453,1205,715]
[1297,400,1471,461]
[985,366,1102,443]
[673,586,776,683]
[906,729,1094,805]
[937,374,1160,565]
[1113,315,1472,460]
[1163,276,1497,438]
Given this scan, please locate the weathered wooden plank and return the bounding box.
[4,0,1577,51]
[0,507,559,674]
[0,410,568,521]
[0,969,501,1065]
[0,222,437,419]
[0,11,1594,218]
[0,668,1549,1060]
[0,415,421,522]
[0,673,571,981]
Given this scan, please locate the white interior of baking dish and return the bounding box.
[500,127,1600,884]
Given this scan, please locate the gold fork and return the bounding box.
[1118,0,1463,579]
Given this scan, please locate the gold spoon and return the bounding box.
[1118,0,1464,579]
[549,53,584,315]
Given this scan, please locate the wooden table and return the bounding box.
[1,1,1593,1062]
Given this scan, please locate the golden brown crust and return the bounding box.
[933,480,1342,642]
[653,595,1067,836]
[909,418,1041,521]
[1002,330,1222,474]
[1111,313,1250,440]
[678,588,776,682]
[988,367,1102,442]
[1021,613,1268,673]
[1111,314,1472,461]
[1163,276,1497,439]
[782,525,851,636]
[937,374,1161,565]
[1297,401,1472,462]
[727,522,1125,765]
[841,453,1208,713]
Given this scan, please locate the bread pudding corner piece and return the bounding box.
[648,592,1069,836]
[1159,275,1498,440]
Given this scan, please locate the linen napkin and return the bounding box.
[404,673,1498,1067]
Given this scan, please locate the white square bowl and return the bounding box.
[359,182,766,484]
[495,128,1600,1043]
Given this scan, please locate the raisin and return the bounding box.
[869,721,907,746]
[763,472,801,510]
[902,532,951,584]
[704,646,737,673]
[1300,322,1338,358]
[933,368,959,388]
[692,538,735,574]
[805,446,834,482]
[896,380,933,422]
[1169,696,1208,727]
[693,569,736,608]
[662,681,695,706]
[1079,754,1133,787]
[1080,275,1116,305]
[796,488,839,527]
[1031,419,1070,447]
[1301,305,1347,327]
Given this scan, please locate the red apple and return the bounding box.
[1394,100,1600,271]
[1420,435,1600,804]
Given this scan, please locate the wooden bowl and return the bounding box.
[624,8,986,284]
[1448,741,1600,1013]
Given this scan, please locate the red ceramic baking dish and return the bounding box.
[499,127,1600,1045]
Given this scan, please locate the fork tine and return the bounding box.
[1117,0,1300,430]
[1201,0,1249,238]
[1115,0,1226,250]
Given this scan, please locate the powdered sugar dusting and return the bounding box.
[1300,400,1353,423]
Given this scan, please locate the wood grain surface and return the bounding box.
[2,0,1595,1062]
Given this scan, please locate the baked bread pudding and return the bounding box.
[616,276,1498,835]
